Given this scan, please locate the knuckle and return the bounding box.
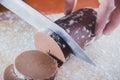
[107,4,115,10]
[106,1,116,10]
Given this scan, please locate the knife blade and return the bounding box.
[0,0,95,65]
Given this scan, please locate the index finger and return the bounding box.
[95,0,115,36]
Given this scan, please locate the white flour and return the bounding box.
[0,11,120,80]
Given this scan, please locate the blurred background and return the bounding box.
[0,0,99,14]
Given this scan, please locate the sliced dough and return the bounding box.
[34,32,65,62]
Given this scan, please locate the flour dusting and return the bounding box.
[0,11,120,80]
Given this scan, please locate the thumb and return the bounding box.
[64,0,77,15]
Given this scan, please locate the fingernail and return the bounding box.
[103,31,111,35]
[95,30,102,37]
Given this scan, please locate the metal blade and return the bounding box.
[0,0,95,65]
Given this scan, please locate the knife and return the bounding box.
[0,0,95,65]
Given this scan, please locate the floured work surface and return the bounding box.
[0,11,120,80]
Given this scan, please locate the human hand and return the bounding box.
[64,0,77,15]
[65,0,120,37]
[95,0,120,37]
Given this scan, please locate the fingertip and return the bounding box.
[64,9,71,15]
[95,30,102,37]
[64,0,77,15]
[103,30,112,35]
[103,25,113,35]
[94,23,103,37]
[94,30,102,40]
